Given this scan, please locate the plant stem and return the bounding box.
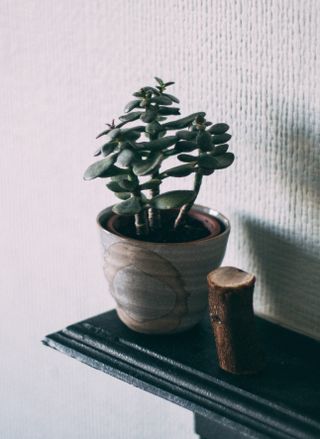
[174,170,203,230]
[148,168,162,232]
[134,210,150,237]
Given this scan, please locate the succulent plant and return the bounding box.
[84,77,234,239]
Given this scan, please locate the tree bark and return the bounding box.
[207,266,265,374]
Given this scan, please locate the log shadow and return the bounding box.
[243,218,320,338]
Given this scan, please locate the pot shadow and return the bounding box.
[243,218,320,338]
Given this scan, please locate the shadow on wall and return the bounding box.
[243,218,320,339]
[274,113,320,204]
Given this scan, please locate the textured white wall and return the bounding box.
[1,1,319,438]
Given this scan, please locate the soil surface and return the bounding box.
[106,210,223,243]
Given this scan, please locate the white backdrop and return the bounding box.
[1,1,319,438]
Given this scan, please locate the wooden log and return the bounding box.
[207,266,265,374]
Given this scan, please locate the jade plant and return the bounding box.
[84,77,234,242]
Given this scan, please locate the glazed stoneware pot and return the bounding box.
[97,205,230,334]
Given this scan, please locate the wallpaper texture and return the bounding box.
[1,1,319,438]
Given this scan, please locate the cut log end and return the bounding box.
[207,266,256,290]
[207,266,265,375]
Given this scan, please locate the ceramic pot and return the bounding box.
[97,205,230,334]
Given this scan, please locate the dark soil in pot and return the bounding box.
[105,209,224,244]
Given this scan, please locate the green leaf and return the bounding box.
[133,91,144,98]
[145,120,163,136]
[101,142,117,156]
[83,156,117,180]
[163,112,205,130]
[175,141,198,152]
[119,112,142,122]
[124,99,141,113]
[112,196,142,215]
[141,86,159,94]
[115,192,131,200]
[198,154,216,170]
[120,129,141,142]
[96,127,120,140]
[106,181,127,192]
[158,107,180,116]
[164,81,174,87]
[177,154,198,162]
[199,168,215,176]
[154,77,164,85]
[164,164,195,177]
[93,147,101,156]
[117,148,137,166]
[176,130,196,140]
[140,107,157,123]
[162,93,179,104]
[212,133,232,144]
[135,136,177,151]
[208,123,230,134]
[99,165,129,178]
[212,152,235,169]
[150,190,195,210]
[140,179,162,190]
[118,179,138,191]
[197,131,212,151]
[133,152,163,176]
[211,144,229,155]
[151,95,172,105]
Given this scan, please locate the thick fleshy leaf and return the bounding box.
[96,127,120,140]
[101,142,117,156]
[119,112,142,122]
[99,165,129,178]
[141,86,159,94]
[140,179,162,190]
[118,179,138,191]
[177,154,198,162]
[150,190,195,210]
[154,77,164,85]
[83,156,117,180]
[212,152,235,169]
[197,131,212,151]
[164,81,174,87]
[106,181,126,192]
[175,141,198,152]
[135,136,177,151]
[212,133,232,144]
[198,154,216,170]
[162,93,179,104]
[112,196,142,215]
[151,95,172,105]
[158,107,180,116]
[199,168,215,176]
[117,148,137,166]
[124,99,141,113]
[93,147,102,156]
[145,121,163,136]
[163,112,205,130]
[211,144,229,155]
[140,107,157,123]
[208,123,230,134]
[115,192,131,200]
[121,129,141,142]
[176,130,196,140]
[133,153,163,176]
[164,164,195,177]
[133,91,144,98]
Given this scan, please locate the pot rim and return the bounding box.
[96,204,230,247]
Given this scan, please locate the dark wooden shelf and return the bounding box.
[43,310,320,439]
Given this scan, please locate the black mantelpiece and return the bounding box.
[43,310,320,439]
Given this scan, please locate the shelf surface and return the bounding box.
[43,309,320,439]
